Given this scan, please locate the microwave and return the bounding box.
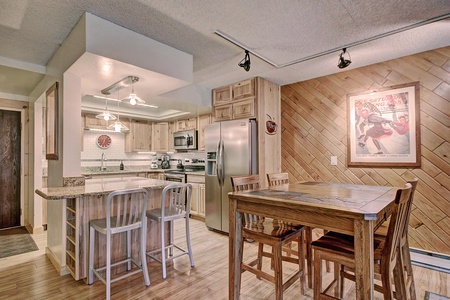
[173,129,197,150]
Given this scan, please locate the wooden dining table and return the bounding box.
[228,181,400,300]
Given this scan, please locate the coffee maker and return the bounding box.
[161,155,170,169]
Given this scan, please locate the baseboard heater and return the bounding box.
[410,247,450,274]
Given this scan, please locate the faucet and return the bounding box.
[101,152,107,171]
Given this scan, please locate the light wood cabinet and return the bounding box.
[197,114,211,151]
[213,85,232,106]
[168,121,176,152]
[233,78,255,100]
[152,122,169,152]
[186,174,205,219]
[125,119,151,152]
[176,118,197,132]
[233,97,255,119]
[213,104,232,122]
[83,113,109,130]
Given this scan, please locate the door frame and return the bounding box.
[0,106,25,226]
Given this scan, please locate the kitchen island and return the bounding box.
[36,176,170,281]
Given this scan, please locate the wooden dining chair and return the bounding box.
[231,174,306,300]
[311,183,413,300]
[267,172,314,288]
[374,178,418,300]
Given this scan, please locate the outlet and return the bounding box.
[331,156,338,166]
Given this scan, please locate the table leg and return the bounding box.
[229,198,243,300]
[353,219,374,299]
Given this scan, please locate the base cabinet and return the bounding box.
[186,174,205,219]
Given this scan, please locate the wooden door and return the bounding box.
[0,109,21,228]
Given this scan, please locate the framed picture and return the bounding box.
[347,82,420,167]
[46,82,59,160]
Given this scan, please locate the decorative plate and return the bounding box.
[97,134,112,149]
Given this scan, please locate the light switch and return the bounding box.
[331,156,338,166]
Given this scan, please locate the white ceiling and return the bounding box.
[0,0,449,120]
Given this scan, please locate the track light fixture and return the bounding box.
[337,48,352,69]
[238,50,251,72]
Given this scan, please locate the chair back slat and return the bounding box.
[106,188,148,230]
[267,172,289,187]
[161,184,193,218]
[383,183,413,264]
[231,175,262,225]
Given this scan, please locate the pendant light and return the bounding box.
[122,82,146,105]
[95,97,117,121]
[107,91,129,132]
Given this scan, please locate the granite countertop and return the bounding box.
[82,168,166,176]
[35,177,169,200]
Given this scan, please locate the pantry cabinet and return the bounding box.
[197,114,211,151]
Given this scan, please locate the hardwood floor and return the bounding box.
[0,218,449,300]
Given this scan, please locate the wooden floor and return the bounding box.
[0,218,449,300]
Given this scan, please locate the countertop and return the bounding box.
[81,168,205,176]
[36,177,170,200]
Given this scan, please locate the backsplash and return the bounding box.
[81,131,206,169]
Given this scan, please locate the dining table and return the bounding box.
[228,181,400,300]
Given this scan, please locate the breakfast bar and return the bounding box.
[36,176,170,281]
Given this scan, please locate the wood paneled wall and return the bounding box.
[280,46,450,255]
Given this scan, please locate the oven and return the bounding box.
[164,171,186,183]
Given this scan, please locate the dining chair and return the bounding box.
[88,188,150,300]
[266,172,314,288]
[311,183,413,300]
[374,178,418,300]
[231,174,306,300]
[146,183,194,279]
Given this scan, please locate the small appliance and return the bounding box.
[173,130,197,150]
[161,155,170,169]
[150,153,158,169]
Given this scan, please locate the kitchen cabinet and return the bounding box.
[168,121,176,152]
[152,122,169,152]
[186,174,205,219]
[83,113,109,130]
[147,172,164,180]
[213,85,232,106]
[125,119,151,152]
[176,117,197,131]
[65,198,83,280]
[212,78,256,121]
[197,114,211,151]
[232,78,255,100]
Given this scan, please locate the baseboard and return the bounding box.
[45,247,70,276]
[410,247,450,274]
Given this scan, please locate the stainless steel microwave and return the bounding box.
[173,129,197,150]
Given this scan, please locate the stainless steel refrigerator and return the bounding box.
[205,119,257,233]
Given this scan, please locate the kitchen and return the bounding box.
[0,2,445,300]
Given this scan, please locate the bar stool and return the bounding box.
[88,188,150,300]
[232,175,306,300]
[146,184,194,279]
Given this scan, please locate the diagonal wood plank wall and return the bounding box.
[280,46,450,255]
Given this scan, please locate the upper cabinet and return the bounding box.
[83,113,109,130]
[125,119,152,152]
[197,114,211,151]
[152,122,169,152]
[212,78,256,121]
[176,118,197,132]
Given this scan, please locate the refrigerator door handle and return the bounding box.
[216,140,222,186]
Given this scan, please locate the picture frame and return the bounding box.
[46,82,59,160]
[347,82,420,167]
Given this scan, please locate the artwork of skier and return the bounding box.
[347,82,421,167]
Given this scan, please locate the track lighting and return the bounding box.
[337,48,352,69]
[238,50,251,72]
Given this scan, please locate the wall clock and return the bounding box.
[97,134,112,149]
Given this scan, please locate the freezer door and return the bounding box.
[220,119,254,233]
[205,123,222,231]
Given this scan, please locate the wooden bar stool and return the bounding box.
[88,188,150,300]
[311,183,413,299]
[146,184,195,279]
[232,174,306,300]
[267,172,314,289]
